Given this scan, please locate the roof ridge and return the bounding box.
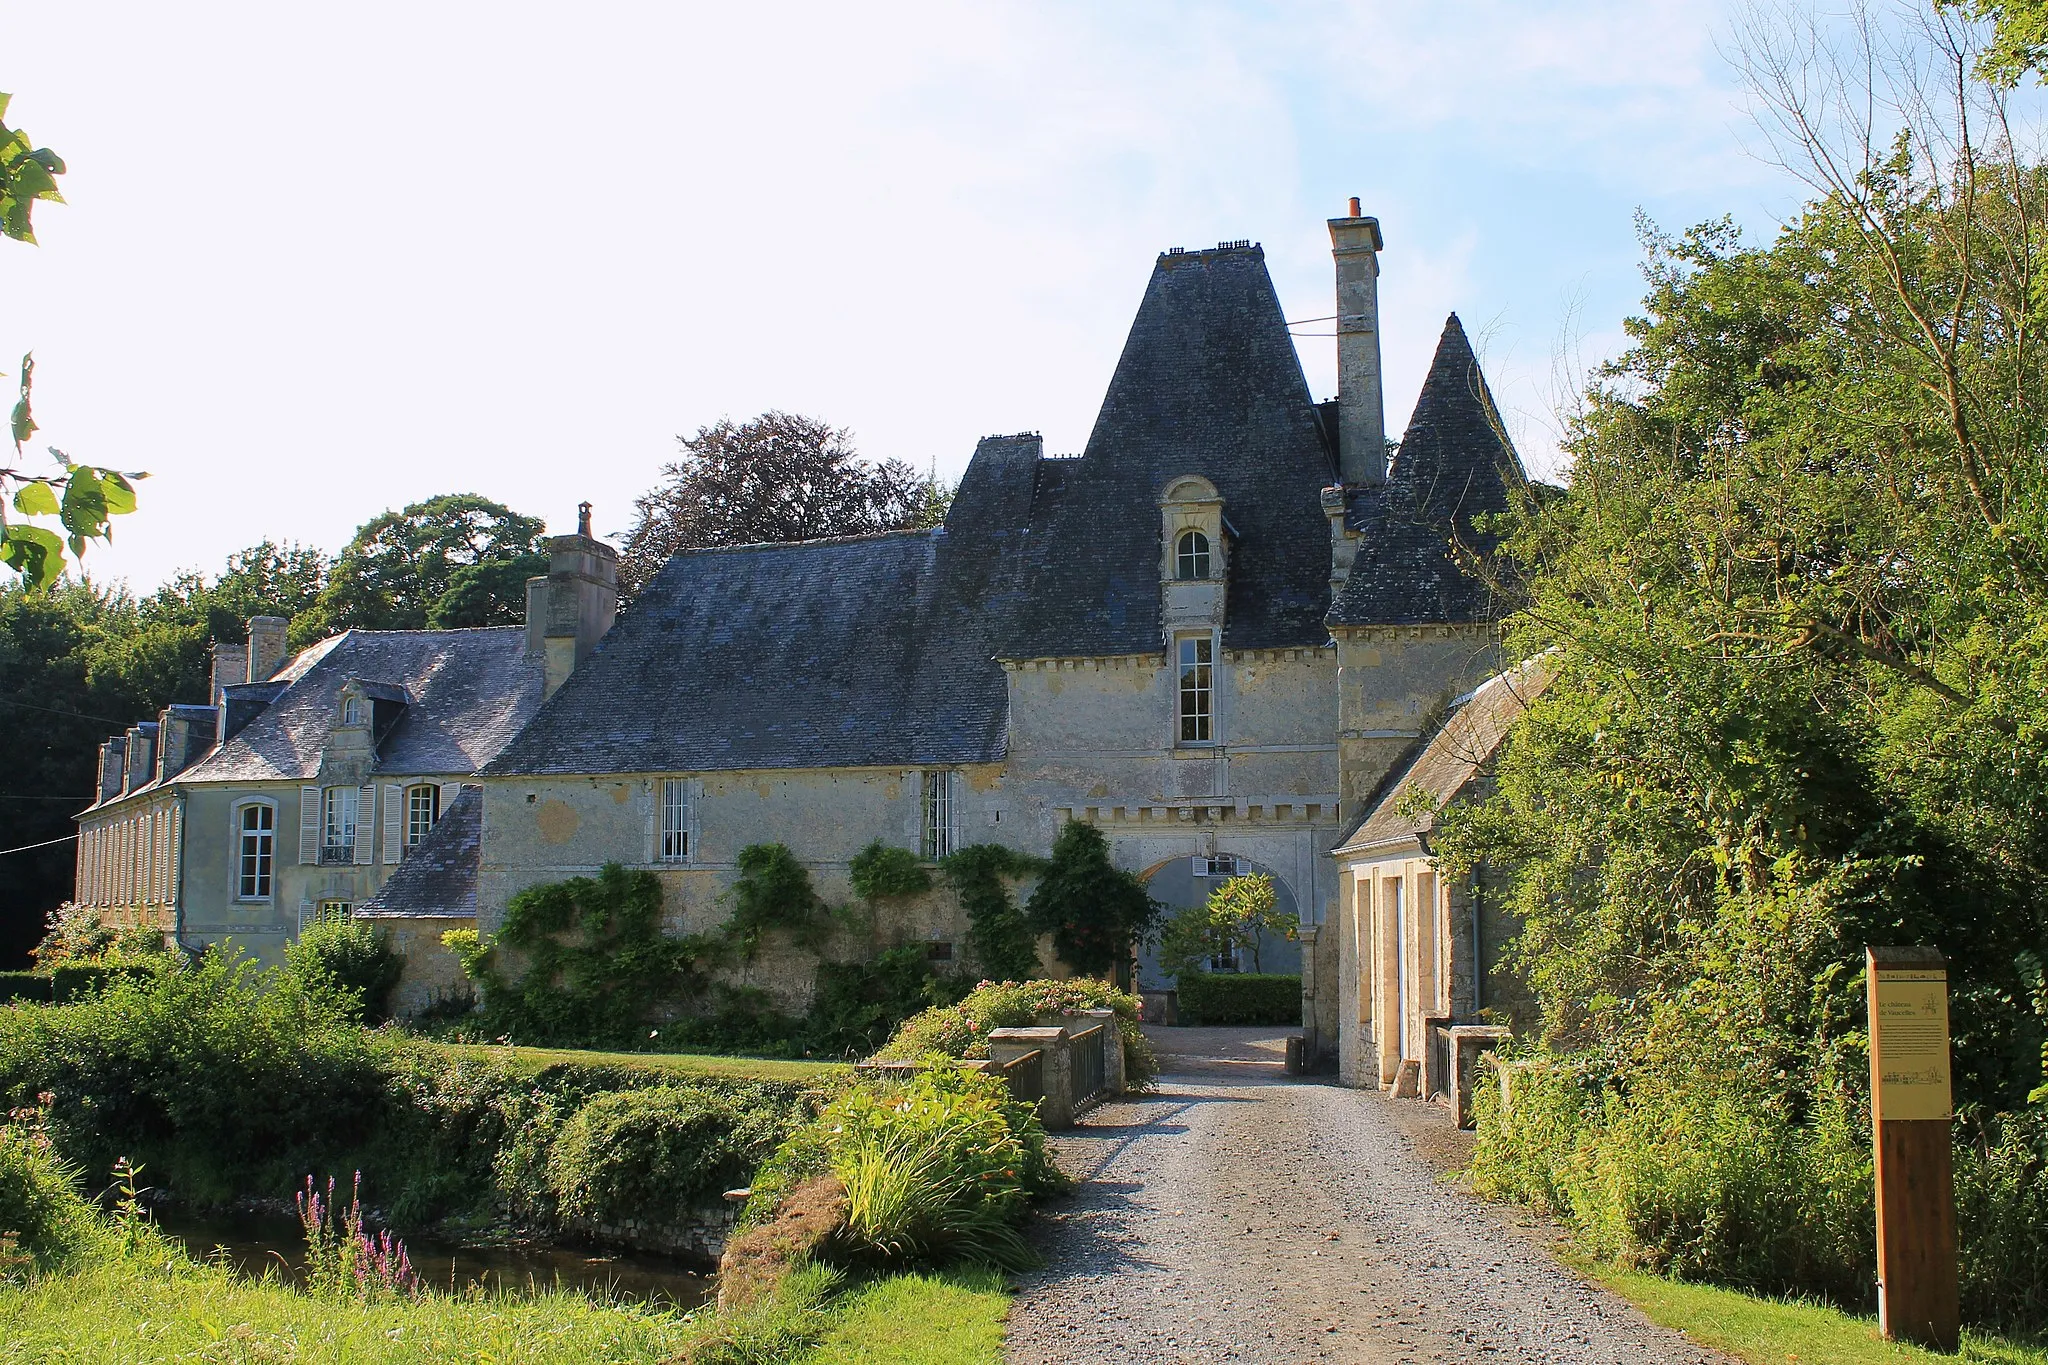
[666,527,941,557]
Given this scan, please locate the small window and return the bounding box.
[921,770,954,860]
[1175,529,1211,580]
[322,786,359,864]
[926,941,954,962]
[316,900,352,922]
[237,803,274,900]
[660,778,691,862]
[406,784,440,847]
[1177,636,1213,743]
[341,694,362,726]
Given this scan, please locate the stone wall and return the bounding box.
[370,914,476,1018]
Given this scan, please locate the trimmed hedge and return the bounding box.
[1174,972,1301,1026]
[0,972,54,1005]
[50,963,158,1002]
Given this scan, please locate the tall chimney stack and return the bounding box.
[1329,200,1387,485]
[538,502,619,699]
[246,616,288,684]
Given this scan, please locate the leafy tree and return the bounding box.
[1156,873,1296,978]
[1439,10,2048,1114]
[300,494,545,640]
[1955,0,2048,84]
[427,552,548,628]
[620,411,950,595]
[1025,822,1158,988]
[1,95,144,591]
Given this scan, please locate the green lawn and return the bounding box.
[427,1041,852,1084]
[0,1232,1005,1365]
[1584,1263,2048,1365]
[800,1269,1010,1364]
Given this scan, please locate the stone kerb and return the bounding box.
[990,1026,1073,1129]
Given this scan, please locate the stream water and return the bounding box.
[151,1208,715,1310]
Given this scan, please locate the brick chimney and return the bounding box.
[123,722,158,795]
[529,501,619,698]
[1329,198,1387,485]
[246,616,289,683]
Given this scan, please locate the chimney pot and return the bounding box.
[1349,195,1361,217]
[577,501,593,538]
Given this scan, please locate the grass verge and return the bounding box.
[0,1232,1007,1365]
[1580,1261,2048,1365]
[427,1042,852,1084]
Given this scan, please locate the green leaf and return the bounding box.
[11,479,59,516]
[0,523,64,589]
[58,468,109,543]
[91,469,139,515]
[10,352,32,450]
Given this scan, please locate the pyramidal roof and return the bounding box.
[996,244,1340,657]
[1330,314,1525,627]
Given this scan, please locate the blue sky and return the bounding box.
[6,1,1800,590]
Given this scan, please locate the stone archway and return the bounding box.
[1135,853,1303,991]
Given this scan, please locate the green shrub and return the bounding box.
[285,917,402,1023]
[1956,1109,2048,1335]
[1470,1057,1874,1305]
[0,1118,99,1273]
[746,1064,1058,1272]
[849,842,931,900]
[0,973,52,1006]
[807,946,969,1060]
[0,948,387,1203]
[547,1086,793,1228]
[1173,973,1301,1026]
[1025,822,1158,980]
[873,977,1156,1089]
[48,962,159,1003]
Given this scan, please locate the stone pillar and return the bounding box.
[210,642,247,708]
[123,723,157,795]
[989,1026,1073,1129]
[1329,201,1387,486]
[97,737,127,803]
[1077,1008,1125,1094]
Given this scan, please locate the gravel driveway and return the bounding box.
[1004,1026,1729,1365]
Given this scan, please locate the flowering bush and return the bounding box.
[871,977,1155,1088]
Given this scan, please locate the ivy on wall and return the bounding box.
[849,840,932,900]
[725,843,835,959]
[941,844,1046,984]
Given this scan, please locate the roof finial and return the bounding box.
[577,501,593,537]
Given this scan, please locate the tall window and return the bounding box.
[660,778,691,862]
[922,770,953,860]
[1177,636,1213,743]
[341,695,362,726]
[238,803,274,900]
[406,784,440,847]
[1175,529,1211,580]
[322,786,359,863]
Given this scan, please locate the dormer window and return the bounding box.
[1175,530,1211,581]
[341,694,362,726]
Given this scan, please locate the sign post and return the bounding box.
[1866,946,1959,1354]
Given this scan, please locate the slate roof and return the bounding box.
[998,245,1339,657]
[357,786,482,918]
[1329,314,1526,627]
[488,430,1042,775]
[179,628,545,783]
[1333,659,1555,855]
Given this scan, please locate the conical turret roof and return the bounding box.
[1329,314,1525,627]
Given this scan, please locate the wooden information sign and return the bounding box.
[1866,946,1959,1353]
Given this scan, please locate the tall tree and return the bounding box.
[1027,821,1159,988]
[300,494,545,640]
[620,411,949,596]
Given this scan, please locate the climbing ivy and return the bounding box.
[725,842,835,959]
[444,863,721,1047]
[941,844,1046,983]
[849,840,932,900]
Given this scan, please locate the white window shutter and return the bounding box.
[1193,855,1208,876]
[383,785,404,862]
[439,782,460,813]
[947,772,963,855]
[299,786,321,864]
[904,770,923,844]
[355,785,375,864]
